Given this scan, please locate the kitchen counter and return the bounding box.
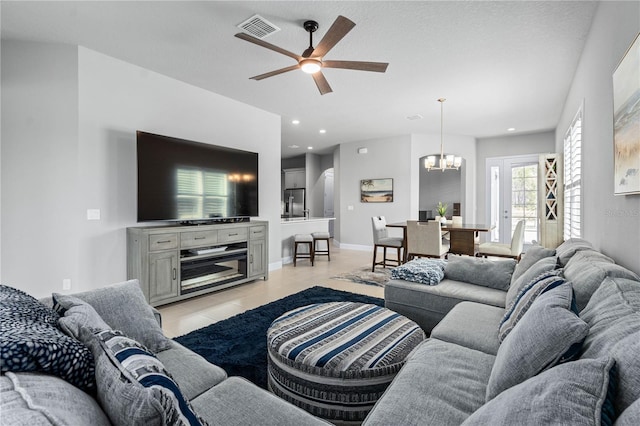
[281,217,335,223]
[281,217,335,263]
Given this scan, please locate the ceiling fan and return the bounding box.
[234,16,389,95]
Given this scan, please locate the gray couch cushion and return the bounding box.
[463,357,616,426]
[617,399,640,426]
[191,376,330,425]
[0,372,111,426]
[486,282,589,401]
[555,237,593,266]
[66,279,171,352]
[445,255,516,291]
[431,302,504,355]
[563,256,640,312]
[385,278,506,332]
[506,256,559,307]
[510,244,556,286]
[363,339,495,426]
[579,276,640,414]
[156,341,227,400]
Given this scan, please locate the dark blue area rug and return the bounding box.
[174,286,384,389]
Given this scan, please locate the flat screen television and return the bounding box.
[136,131,258,223]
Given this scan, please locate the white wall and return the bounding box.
[2,41,282,298]
[1,41,81,298]
[556,1,640,275]
[337,135,412,248]
[335,133,476,248]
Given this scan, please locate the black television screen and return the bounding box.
[136,131,258,223]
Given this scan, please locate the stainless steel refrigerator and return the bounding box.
[284,188,306,217]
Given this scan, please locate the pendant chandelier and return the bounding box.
[424,98,462,171]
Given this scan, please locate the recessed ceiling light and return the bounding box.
[319,129,326,134]
[507,127,516,132]
[292,119,300,125]
[307,146,314,150]
[406,114,423,121]
[288,144,300,149]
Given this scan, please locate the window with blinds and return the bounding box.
[564,107,582,239]
[177,168,229,220]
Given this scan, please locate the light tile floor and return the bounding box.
[158,245,385,338]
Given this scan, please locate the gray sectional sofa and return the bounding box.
[365,238,640,425]
[1,238,639,425]
[0,280,329,425]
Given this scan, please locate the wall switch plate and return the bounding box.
[348,205,354,211]
[62,279,71,290]
[87,209,101,220]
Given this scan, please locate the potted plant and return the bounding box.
[436,202,448,224]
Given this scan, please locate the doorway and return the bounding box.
[486,155,539,245]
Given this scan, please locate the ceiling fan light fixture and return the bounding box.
[300,59,322,74]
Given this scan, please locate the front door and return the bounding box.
[486,155,539,245]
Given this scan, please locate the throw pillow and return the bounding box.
[391,258,446,285]
[0,285,95,392]
[53,293,112,338]
[444,256,516,291]
[509,245,556,286]
[90,329,206,426]
[1,371,111,426]
[498,269,563,342]
[578,277,640,414]
[55,279,171,352]
[464,357,616,426]
[486,282,589,400]
[505,255,559,307]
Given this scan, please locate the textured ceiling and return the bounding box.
[1,1,598,157]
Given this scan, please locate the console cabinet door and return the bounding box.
[149,251,179,304]
[248,239,266,278]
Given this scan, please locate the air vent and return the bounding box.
[237,14,280,39]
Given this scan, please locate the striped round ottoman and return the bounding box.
[267,302,425,423]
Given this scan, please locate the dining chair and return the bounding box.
[452,216,463,226]
[371,216,404,271]
[406,220,449,260]
[477,219,525,261]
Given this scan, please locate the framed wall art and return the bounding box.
[360,178,393,202]
[613,32,640,195]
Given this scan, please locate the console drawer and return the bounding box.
[149,233,178,252]
[181,230,218,249]
[218,227,248,243]
[249,225,266,239]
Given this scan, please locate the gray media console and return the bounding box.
[127,221,268,307]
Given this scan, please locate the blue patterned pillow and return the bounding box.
[391,259,446,285]
[93,329,205,426]
[498,270,564,342]
[0,285,95,391]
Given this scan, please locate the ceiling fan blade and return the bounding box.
[311,16,355,58]
[235,33,301,61]
[312,71,333,95]
[302,47,315,58]
[249,65,300,81]
[323,60,389,73]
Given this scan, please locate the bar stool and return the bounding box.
[311,232,331,261]
[293,234,314,266]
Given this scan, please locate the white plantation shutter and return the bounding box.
[564,107,582,239]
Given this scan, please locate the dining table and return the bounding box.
[386,221,494,261]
